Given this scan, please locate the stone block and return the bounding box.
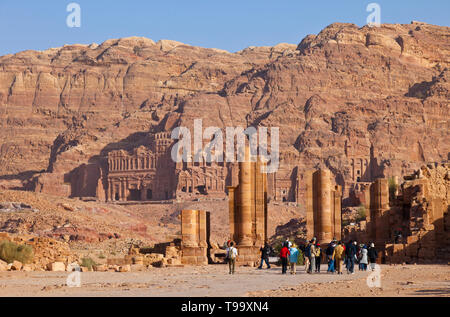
[119,265,131,272]
[22,264,34,272]
[165,246,180,259]
[93,264,108,272]
[392,244,405,256]
[0,260,8,272]
[48,262,65,272]
[130,264,145,272]
[182,248,196,257]
[181,256,198,265]
[194,248,207,257]
[196,256,208,265]
[107,258,131,266]
[11,260,23,271]
[167,258,181,265]
[132,256,144,265]
[407,235,419,244]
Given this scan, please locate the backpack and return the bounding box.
[228,247,236,259]
[305,244,311,257]
[264,246,272,257]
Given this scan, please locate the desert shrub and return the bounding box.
[356,205,367,222]
[98,253,106,259]
[272,239,283,255]
[389,177,397,200]
[297,249,304,266]
[81,257,96,270]
[0,241,34,264]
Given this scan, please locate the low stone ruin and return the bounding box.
[343,163,450,264]
[0,232,78,272]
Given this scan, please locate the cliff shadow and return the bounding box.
[386,205,449,264]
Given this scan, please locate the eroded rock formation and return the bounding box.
[0,22,448,206]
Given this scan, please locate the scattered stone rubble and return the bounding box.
[0,232,78,272]
[0,202,39,213]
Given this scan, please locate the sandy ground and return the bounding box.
[0,264,448,297]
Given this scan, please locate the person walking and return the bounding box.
[360,245,368,271]
[289,244,299,275]
[332,241,345,275]
[314,243,322,273]
[358,244,364,271]
[280,242,290,274]
[285,238,292,248]
[226,242,238,275]
[326,241,336,273]
[258,242,272,269]
[304,241,311,272]
[309,239,317,274]
[368,243,378,271]
[345,240,357,274]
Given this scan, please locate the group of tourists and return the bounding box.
[304,238,379,275]
[225,238,379,275]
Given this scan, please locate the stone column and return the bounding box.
[181,210,209,266]
[181,210,199,248]
[119,180,124,201]
[228,186,237,241]
[305,170,314,241]
[108,180,113,202]
[333,185,342,240]
[370,179,389,246]
[255,158,266,244]
[317,169,332,244]
[238,146,253,246]
[198,210,208,248]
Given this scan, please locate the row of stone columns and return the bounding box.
[108,179,128,201]
[108,156,157,172]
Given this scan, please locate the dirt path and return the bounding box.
[0,264,362,297]
[1,264,448,297]
[249,264,450,297]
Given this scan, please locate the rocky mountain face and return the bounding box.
[0,22,448,202]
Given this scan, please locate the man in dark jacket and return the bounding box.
[315,243,322,273]
[368,243,378,271]
[326,242,336,273]
[258,242,272,269]
[345,240,357,274]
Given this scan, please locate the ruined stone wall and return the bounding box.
[386,164,450,263]
[343,163,450,263]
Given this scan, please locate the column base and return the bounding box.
[236,245,260,267]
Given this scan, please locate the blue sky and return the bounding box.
[0,0,448,55]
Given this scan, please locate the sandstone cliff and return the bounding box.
[0,22,448,202]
